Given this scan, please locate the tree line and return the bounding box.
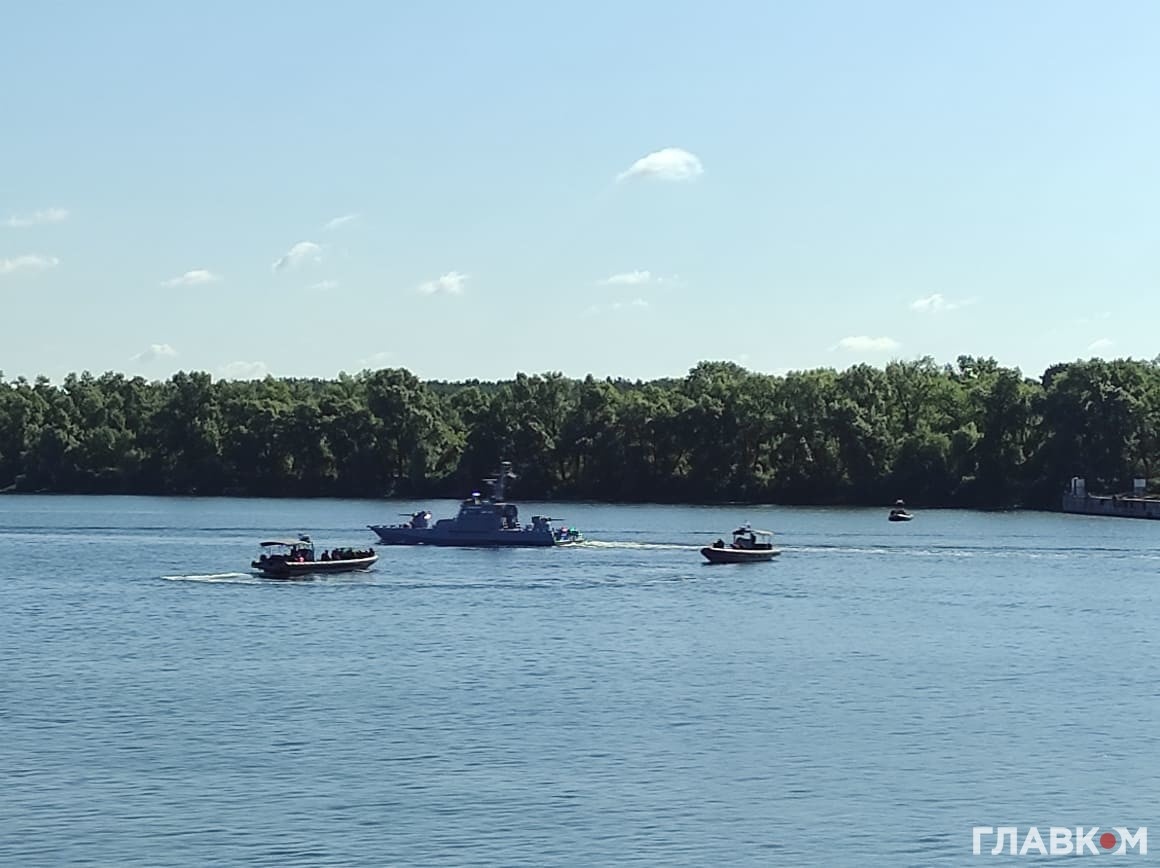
[0,356,1155,508]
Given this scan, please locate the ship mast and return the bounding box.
[484,461,516,501]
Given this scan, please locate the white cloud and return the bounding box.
[910,294,946,312]
[1087,338,1114,352]
[910,293,976,313]
[5,208,69,228]
[616,147,704,183]
[131,343,178,362]
[0,254,59,274]
[161,269,219,287]
[219,361,270,380]
[272,241,322,272]
[834,335,900,352]
[323,213,358,231]
[357,351,393,369]
[602,270,652,286]
[418,270,467,295]
[308,279,338,291]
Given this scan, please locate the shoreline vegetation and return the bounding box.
[0,356,1155,509]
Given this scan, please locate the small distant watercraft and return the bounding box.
[701,525,781,564]
[888,499,913,522]
[369,462,584,547]
[251,535,377,579]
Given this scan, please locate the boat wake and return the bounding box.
[789,545,891,555]
[161,572,257,584]
[581,540,702,551]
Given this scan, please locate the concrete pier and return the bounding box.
[1061,476,1160,519]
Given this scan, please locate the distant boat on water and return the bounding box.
[889,499,913,522]
[368,462,584,547]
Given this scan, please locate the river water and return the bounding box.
[1,495,1157,865]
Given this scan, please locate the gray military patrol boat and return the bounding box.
[368,462,584,547]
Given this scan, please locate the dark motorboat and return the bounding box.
[251,535,377,579]
[888,499,913,522]
[701,525,781,564]
[368,462,584,547]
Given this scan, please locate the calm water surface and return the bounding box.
[2,495,1158,866]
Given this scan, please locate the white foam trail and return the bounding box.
[789,546,890,555]
[582,540,702,551]
[161,572,256,583]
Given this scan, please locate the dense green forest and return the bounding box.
[0,356,1156,508]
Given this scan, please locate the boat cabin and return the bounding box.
[713,525,775,551]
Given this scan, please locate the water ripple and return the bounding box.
[2,497,1159,866]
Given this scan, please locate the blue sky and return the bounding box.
[3,1,1158,383]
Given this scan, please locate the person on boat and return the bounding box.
[713,538,725,549]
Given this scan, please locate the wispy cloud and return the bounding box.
[910,293,977,313]
[585,298,650,316]
[1087,338,1114,352]
[323,213,358,231]
[272,241,322,272]
[161,269,219,288]
[833,335,900,352]
[601,270,652,286]
[219,361,269,380]
[308,279,338,291]
[598,270,684,288]
[418,271,467,295]
[357,351,393,369]
[131,343,178,362]
[617,147,704,183]
[5,208,69,228]
[0,254,59,274]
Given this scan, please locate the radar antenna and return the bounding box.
[483,461,518,501]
